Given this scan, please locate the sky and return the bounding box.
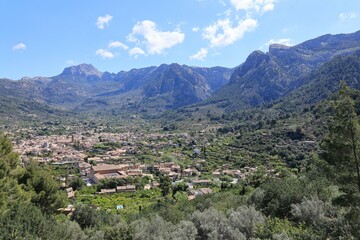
[1,0,360,79]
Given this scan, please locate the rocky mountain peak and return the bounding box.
[60,64,103,78]
[232,50,272,79]
[247,50,270,64]
[268,44,291,55]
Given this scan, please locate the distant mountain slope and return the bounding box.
[207,30,360,111]
[275,50,360,111]
[0,94,69,125]
[1,30,360,119]
[97,64,233,109]
[0,64,123,107]
[0,64,233,113]
[191,66,234,91]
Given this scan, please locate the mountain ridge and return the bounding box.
[1,30,360,120]
[0,63,233,112]
[204,30,360,112]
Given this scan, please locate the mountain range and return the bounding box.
[204,30,360,112]
[0,63,232,115]
[1,30,360,121]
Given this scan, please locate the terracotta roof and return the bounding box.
[199,188,213,195]
[92,164,121,172]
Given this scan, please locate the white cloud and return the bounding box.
[108,41,128,50]
[95,49,114,59]
[190,48,208,61]
[230,0,275,13]
[203,18,257,48]
[96,14,113,29]
[192,27,200,32]
[129,47,146,58]
[127,20,185,55]
[65,59,77,66]
[219,0,227,6]
[265,38,293,47]
[12,43,26,51]
[339,12,357,22]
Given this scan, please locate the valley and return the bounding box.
[1,29,360,239]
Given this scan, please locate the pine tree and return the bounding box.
[321,82,360,198]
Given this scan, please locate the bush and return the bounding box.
[227,205,265,239]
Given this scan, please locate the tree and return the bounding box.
[0,202,88,240]
[172,182,188,197]
[159,175,172,197]
[71,204,103,229]
[0,133,19,179]
[321,83,360,197]
[132,215,172,240]
[228,205,265,239]
[250,177,307,217]
[69,176,85,191]
[0,134,30,211]
[171,220,197,240]
[191,208,245,240]
[103,221,134,240]
[26,164,67,213]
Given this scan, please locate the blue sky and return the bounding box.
[1,0,360,79]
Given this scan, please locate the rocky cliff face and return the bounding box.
[210,30,360,110]
[59,64,103,78]
[142,64,211,108]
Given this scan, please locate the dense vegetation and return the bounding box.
[1,84,360,239]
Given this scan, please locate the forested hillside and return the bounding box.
[1,84,360,239]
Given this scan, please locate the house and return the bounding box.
[182,168,194,177]
[171,164,181,172]
[199,188,213,195]
[212,171,221,178]
[116,185,136,193]
[92,172,126,183]
[90,164,128,182]
[151,181,160,188]
[163,162,176,168]
[192,179,212,186]
[127,169,143,177]
[57,204,75,215]
[91,164,122,175]
[147,164,160,172]
[98,188,116,194]
[187,188,213,200]
[223,169,242,178]
[187,190,197,200]
[159,167,171,174]
[78,162,92,176]
[168,172,181,181]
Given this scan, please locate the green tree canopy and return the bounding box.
[321,82,360,201]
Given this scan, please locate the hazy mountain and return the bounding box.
[80,64,233,112]
[0,63,233,115]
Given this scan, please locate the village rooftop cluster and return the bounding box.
[12,128,263,202]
